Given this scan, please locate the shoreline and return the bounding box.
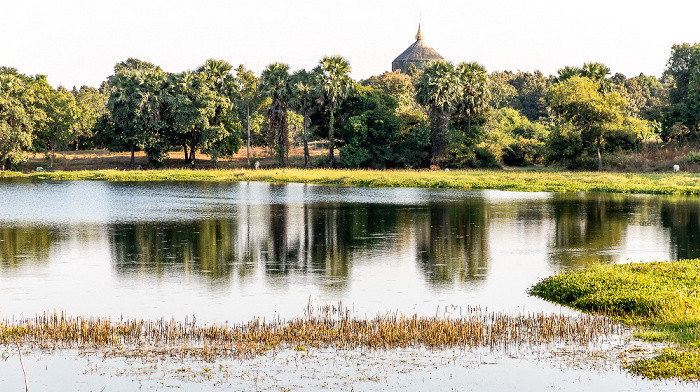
[3,168,700,195]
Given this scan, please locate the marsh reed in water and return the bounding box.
[1,304,622,361]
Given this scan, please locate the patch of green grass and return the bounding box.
[529,259,700,380]
[6,168,700,195]
[625,349,700,381]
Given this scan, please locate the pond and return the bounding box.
[1,178,699,390]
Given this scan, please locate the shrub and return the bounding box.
[503,138,545,166]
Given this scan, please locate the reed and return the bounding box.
[0,305,620,362]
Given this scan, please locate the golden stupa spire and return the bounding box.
[416,23,423,41]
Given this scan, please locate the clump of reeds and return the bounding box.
[0,304,621,362]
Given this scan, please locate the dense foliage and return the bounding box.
[2,41,700,171]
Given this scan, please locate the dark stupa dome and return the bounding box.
[392,24,445,73]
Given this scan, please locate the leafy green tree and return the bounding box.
[662,43,700,141]
[547,76,626,170]
[337,86,401,168]
[415,60,459,165]
[556,62,612,92]
[196,59,241,166]
[233,65,264,166]
[106,63,169,167]
[260,62,291,166]
[71,86,108,150]
[362,70,420,113]
[289,68,320,167]
[488,71,518,110]
[167,61,238,168]
[317,55,354,166]
[610,73,667,123]
[35,84,80,167]
[509,71,552,121]
[0,72,43,170]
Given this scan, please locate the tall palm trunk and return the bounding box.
[303,110,311,168]
[430,107,449,165]
[328,109,335,167]
[246,104,251,167]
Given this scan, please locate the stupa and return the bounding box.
[392,24,445,73]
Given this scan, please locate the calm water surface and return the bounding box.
[1,178,697,322]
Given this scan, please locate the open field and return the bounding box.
[530,259,700,380]
[16,146,328,172]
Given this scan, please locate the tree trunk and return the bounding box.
[190,141,196,169]
[130,143,135,168]
[328,109,335,167]
[246,104,251,167]
[303,110,311,168]
[183,144,189,162]
[596,138,602,171]
[278,130,286,166]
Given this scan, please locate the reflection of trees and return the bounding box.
[110,220,247,282]
[660,198,700,260]
[548,194,633,269]
[0,225,59,268]
[413,200,490,284]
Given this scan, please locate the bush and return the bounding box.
[449,144,500,169]
[503,138,545,166]
[603,126,641,152]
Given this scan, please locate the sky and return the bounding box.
[2,0,699,88]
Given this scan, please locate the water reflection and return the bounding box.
[1,180,700,320]
[415,201,489,284]
[660,197,700,260]
[0,225,59,267]
[548,194,635,268]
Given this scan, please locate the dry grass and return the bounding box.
[1,305,621,362]
[20,146,328,172]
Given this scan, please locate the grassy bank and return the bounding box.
[529,259,700,380]
[3,168,700,195]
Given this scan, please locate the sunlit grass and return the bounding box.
[1,305,619,361]
[529,259,700,380]
[5,168,700,195]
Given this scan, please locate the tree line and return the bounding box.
[1,42,699,171]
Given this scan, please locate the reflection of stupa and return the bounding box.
[392,24,445,73]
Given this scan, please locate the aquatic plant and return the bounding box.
[0,305,620,362]
[530,258,700,380]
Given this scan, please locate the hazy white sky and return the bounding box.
[2,0,699,88]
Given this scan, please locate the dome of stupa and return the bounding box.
[392,24,445,73]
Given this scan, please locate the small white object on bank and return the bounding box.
[673,165,680,172]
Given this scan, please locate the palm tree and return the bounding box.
[199,59,233,89]
[415,60,459,165]
[318,55,353,166]
[289,69,320,168]
[455,62,490,133]
[260,62,291,166]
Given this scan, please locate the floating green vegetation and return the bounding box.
[0,305,620,362]
[8,168,700,195]
[529,259,700,380]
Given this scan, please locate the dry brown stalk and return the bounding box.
[0,306,622,362]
